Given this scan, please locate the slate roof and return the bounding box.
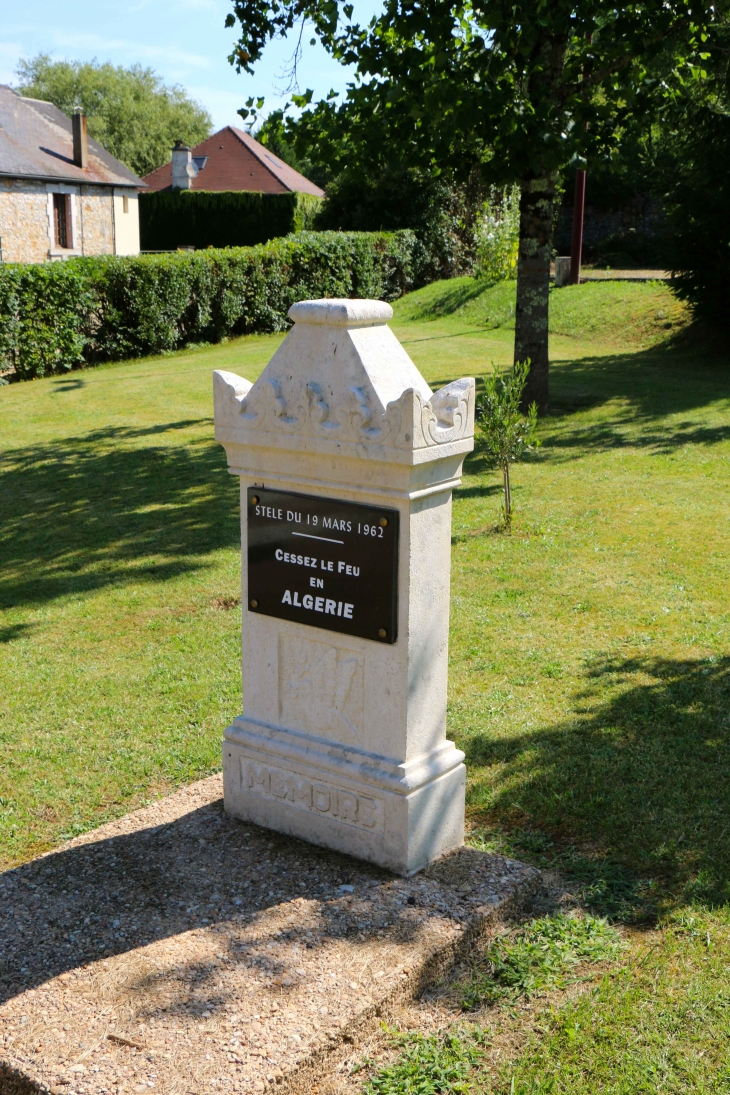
[0,85,144,188]
[142,126,324,197]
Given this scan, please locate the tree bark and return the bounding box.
[503,462,512,521]
[514,172,557,415]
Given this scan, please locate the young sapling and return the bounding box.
[476,359,539,524]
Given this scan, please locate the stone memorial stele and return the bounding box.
[213,298,475,875]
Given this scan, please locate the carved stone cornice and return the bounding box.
[213,370,475,454]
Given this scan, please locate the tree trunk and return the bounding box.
[503,462,512,521]
[514,173,557,415]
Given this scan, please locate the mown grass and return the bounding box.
[3,276,730,1090]
[504,910,730,1094]
[394,276,688,348]
[0,334,282,860]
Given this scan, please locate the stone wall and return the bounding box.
[0,178,125,263]
[555,196,667,263]
[0,179,50,264]
[78,186,115,256]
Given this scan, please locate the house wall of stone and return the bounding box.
[78,186,115,256]
[0,179,50,263]
[0,178,139,263]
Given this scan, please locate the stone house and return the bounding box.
[0,85,144,264]
[142,126,324,196]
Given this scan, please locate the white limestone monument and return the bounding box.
[213,298,475,874]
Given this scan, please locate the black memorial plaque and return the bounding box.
[247,487,399,643]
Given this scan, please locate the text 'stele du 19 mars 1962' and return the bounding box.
[247,486,399,644]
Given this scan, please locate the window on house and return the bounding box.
[123,193,129,214]
[53,193,72,249]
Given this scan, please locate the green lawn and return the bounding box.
[3,276,730,1091]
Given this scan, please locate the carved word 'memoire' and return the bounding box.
[241,759,385,834]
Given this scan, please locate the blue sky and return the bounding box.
[1,0,382,130]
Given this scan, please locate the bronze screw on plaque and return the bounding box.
[251,495,259,505]
[250,599,258,608]
[380,517,388,527]
[378,628,387,638]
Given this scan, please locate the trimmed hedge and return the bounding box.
[0,230,418,381]
[139,190,322,251]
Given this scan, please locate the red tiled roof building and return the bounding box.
[143,126,324,198]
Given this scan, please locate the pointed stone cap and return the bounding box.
[288,299,393,328]
[214,298,474,467]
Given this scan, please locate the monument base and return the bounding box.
[222,718,465,876]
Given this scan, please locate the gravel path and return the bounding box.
[574,269,669,281]
[1,776,539,1095]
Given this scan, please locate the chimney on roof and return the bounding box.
[72,111,88,169]
[171,140,199,189]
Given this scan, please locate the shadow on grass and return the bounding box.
[400,329,498,346]
[456,442,543,491]
[400,279,491,320]
[454,482,503,503]
[547,343,730,455]
[0,419,239,610]
[0,623,34,644]
[455,445,501,486]
[51,377,87,393]
[431,341,730,458]
[464,655,730,920]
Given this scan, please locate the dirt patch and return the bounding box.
[1,776,540,1095]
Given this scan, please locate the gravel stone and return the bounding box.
[1,775,539,1095]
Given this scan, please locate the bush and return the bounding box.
[660,105,730,325]
[139,190,322,251]
[0,262,94,380]
[476,359,539,523]
[474,185,520,283]
[0,231,419,380]
[315,167,484,283]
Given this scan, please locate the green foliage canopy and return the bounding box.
[662,114,730,324]
[251,103,488,281]
[225,0,727,412]
[648,25,730,324]
[225,0,723,186]
[16,55,212,177]
[315,165,484,281]
[255,109,331,189]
